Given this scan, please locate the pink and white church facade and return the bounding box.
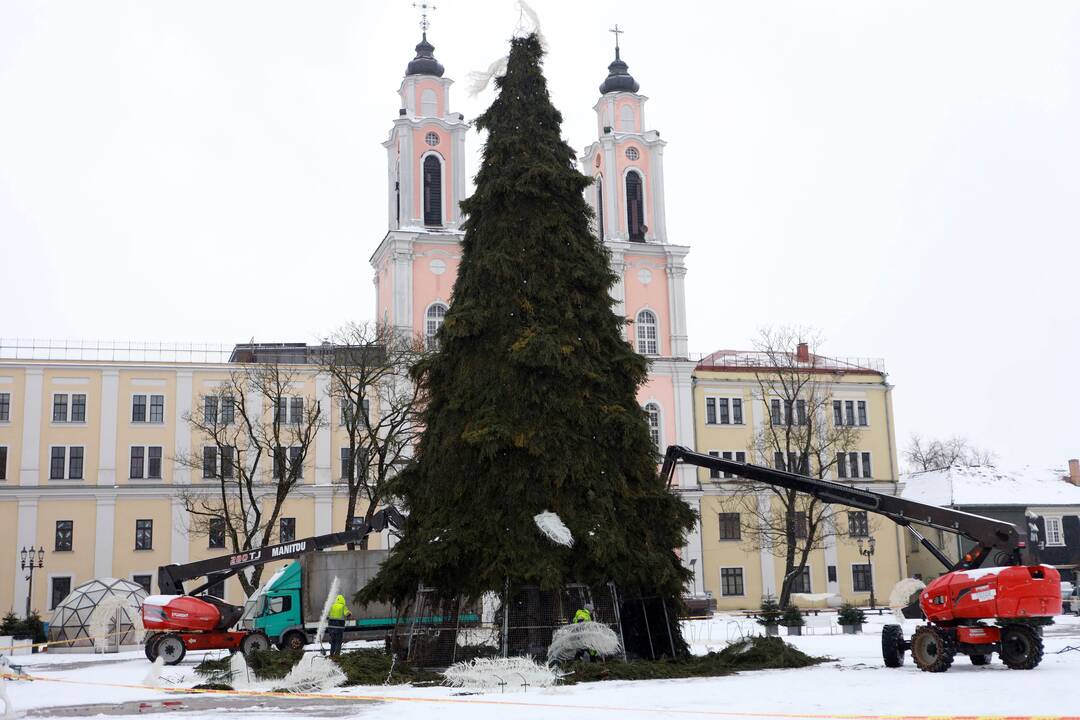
[369,33,705,592]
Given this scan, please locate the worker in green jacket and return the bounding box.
[573,602,598,662]
[327,594,352,657]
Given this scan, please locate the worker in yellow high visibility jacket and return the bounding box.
[327,594,352,656]
[573,603,598,661]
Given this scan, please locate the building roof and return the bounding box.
[695,349,885,376]
[901,464,1080,508]
[405,33,445,77]
[599,47,639,94]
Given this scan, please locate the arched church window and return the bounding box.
[596,176,604,240]
[626,170,645,242]
[636,309,658,355]
[421,89,438,117]
[619,105,635,132]
[425,303,447,350]
[423,154,442,227]
[644,402,661,448]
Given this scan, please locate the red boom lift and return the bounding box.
[141,507,402,664]
[660,446,1062,672]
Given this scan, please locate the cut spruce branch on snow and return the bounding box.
[442,657,562,691]
[533,511,574,547]
[547,621,622,661]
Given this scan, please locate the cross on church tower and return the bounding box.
[609,24,624,57]
[413,2,436,34]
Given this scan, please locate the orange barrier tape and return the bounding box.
[2,672,1078,720]
[6,628,138,652]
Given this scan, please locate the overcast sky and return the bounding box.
[1,1,1077,467]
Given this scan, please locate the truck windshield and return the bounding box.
[240,587,267,623]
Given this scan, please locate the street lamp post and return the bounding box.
[857,537,876,609]
[20,546,45,618]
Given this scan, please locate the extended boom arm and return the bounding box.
[158,506,403,596]
[660,445,1023,571]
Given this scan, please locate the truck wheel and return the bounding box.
[969,653,991,665]
[910,625,954,673]
[1000,625,1043,670]
[156,634,187,665]
[279,631,307,651]
[881,624,905,668]
[240,631,271,657]
[143,633,160,661]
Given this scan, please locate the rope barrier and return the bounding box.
[5,628,141,652]
[2,671,1078,720]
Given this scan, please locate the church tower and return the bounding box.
[371,22,468,344]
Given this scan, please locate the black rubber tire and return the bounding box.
[280,630,307,651]
[143,633,160,661]
[240,631,271,657]
[881,624,905,668]
[910,625,954,673]
[969,653,991,665]
[156,634,186,665]
[1000,624,1043,670]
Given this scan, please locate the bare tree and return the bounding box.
[177,361,325,596]
[720,327,862,608]
[318,322,426,548]
[904,434,996,472]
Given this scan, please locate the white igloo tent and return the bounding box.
[48,577,147,648]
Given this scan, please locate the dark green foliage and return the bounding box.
[781,605,804,628]
[757,597,782,626]
[1,611,46,643]
[837,603,867,625]
[361,32,694,655]
[562,637,826,683]
[198,649,439,687]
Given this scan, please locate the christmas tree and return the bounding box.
[362,34,694,655]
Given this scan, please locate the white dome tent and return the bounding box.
[48,577,147,649]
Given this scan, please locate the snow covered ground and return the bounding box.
[9,613,1080,719]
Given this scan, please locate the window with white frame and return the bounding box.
[426,303,447,350]
[847,511,869,537]
[273,396,305,424]
[341,397,371,426]
[720,567,744,596]
[53,393,87,423]
[774,451,808,474]
[0,392,10,422]
[129,446,163,479]
[835,452,872,479]
[50,576,72,610]
[708,450,746,479]
[833,399,868,427]
[852,563,873,592]
[644,403,661,447]
[1044,516,1064,546]
[635,310,658,355]
[790,566,812,594]
[705,397,743,425]
[132,574,152,594]
[132,394,164,423]
[49,446,84,480]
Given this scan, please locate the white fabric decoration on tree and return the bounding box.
[888,578,926,621]
[467,0,546,97]
[546,621,622,662]
[443,656,562,691]
[533,511,574,547]
[314,576,341,647]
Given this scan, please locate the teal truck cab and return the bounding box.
[240,549,398,650]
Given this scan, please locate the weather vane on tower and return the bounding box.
[413,2,437,35]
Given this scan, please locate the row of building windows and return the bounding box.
[718,564,874,597]
[716,511,870,541]
[703,397,870,428]
[48,515,300,555]
[769,451,874,479]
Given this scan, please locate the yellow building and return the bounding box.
[685,347,907,609]
[0,342,387,618]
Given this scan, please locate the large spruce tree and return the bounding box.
[363,34,694,651]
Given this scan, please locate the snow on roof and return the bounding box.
[901,464,1080,508]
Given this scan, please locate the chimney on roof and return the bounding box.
[795,342,810,363]
[1068,459,1080,486]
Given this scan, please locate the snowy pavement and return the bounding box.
[9,613,1080,719]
